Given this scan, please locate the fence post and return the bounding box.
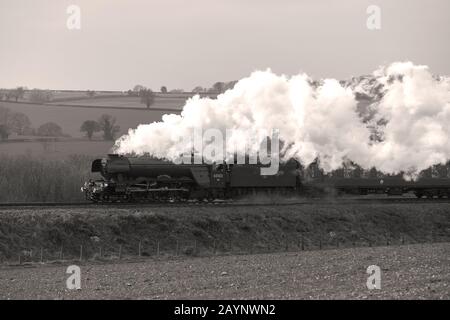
[319,238,322,250]
[119,245,122,260]
[40,247,43,263]
[18,253,21,265]
[213,239,216,255]
[401,235,405,245]
[60,246,63,260]
[79,245,83,262]
[156,241,160,256]
[301,236,305,251]
[176,240,179,256]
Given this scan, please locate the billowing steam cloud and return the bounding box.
[114,62,450,175]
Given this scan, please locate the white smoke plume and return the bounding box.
[114,62,450,175]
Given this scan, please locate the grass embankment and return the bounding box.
[0,204,448,261]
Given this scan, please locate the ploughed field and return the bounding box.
[0,243,448,299]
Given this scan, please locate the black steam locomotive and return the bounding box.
[81,154,450,202]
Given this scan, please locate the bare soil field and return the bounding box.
[0,243,448,299]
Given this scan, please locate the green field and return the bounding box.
[9,90,215,106]
[23,90,123,101]
[49,96,185,109]
[0,101,176,138]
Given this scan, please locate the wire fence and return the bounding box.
[1,230,442,266]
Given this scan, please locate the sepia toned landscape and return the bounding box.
[1,0,449,306]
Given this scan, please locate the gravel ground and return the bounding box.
[0,242,448,300]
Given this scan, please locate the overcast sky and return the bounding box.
[1,0,449,91]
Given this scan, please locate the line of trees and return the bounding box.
[192,81,238,94]
[0,88,54,103]
[80,114,120,141]
[126,81,237,96]
[125,85,156,109]
[0,104,120,142]
[28,89,53,103]
[0,87,26,102]
[123,81,238,110]
[0,105,65,141]
[0,80,238,106]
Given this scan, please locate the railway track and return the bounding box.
[1,197,450,209]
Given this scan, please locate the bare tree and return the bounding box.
[139,88,155,108]
[86,90,96,98]
[98,114,120,140]
[211,82,225,93]
[209,81,237,94]
[13,87,25,102]
[133,84,146,92]
[0,106,34,138]
[29,89,53,103]
[10,112,31,135]
[192,86,206,93]
[160,86,168,94]
[80,120,100,140]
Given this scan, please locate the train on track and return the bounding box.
[81,154,450,203]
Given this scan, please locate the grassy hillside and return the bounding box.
[0,203,448,262]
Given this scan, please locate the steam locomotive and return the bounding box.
[81,154,450,202]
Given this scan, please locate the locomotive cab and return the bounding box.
[91,159,103,173]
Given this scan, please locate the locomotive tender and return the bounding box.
[82,154,450,202]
